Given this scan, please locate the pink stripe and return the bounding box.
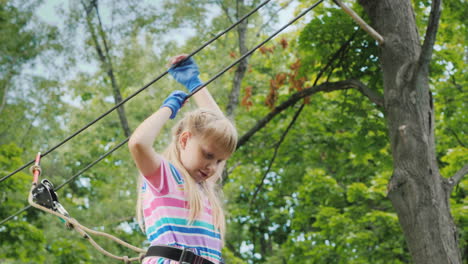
[143,197,188,216]
[143,196,213,217]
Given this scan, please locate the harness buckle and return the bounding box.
[179,247,195,264]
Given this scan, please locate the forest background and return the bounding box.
[0,0,466,263]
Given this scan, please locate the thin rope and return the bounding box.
[0,138,127,226]
[0,0,271,184]
[27,187,145,262]
[186,0,325,98]
[0,0,324,226]
[0,206,31,226]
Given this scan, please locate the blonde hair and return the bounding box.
[137,108,237,241]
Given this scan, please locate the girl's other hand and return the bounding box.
[161,90,188,119]
[168,55,203,93]
[169,54,189,66]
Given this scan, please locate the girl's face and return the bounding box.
[179,131,231,183]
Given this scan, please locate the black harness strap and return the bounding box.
[145,245,215,264]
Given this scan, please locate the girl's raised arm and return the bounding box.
[128,91,187,178]
[169,55,222,115]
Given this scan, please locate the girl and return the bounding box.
[129,55,237,264]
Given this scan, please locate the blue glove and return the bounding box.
[168,57,204,93]
[161,90,187,119]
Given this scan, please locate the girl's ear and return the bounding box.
[179,131,191,149]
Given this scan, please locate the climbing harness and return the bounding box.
[145,245,217,264]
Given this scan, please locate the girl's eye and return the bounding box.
[202,150,214,159]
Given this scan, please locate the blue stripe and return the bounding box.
[147,217,215,235]
[169,163,184,184]
[149,225,221,241]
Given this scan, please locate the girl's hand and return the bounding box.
[168,55,203,93]
[161,90,187,119]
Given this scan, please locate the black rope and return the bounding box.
[0,0,324,226]
[55,139,128,191]
[0,0,271,184]
[186,0,324,98]
[0,139,128,226]
[0,206,31,226]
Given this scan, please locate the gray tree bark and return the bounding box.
[358,0,462,263]
[226,0,249,118]
[83,0,131,138]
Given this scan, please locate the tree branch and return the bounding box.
[255,0,295,36]
[356,80,384,108]
[313,30,358,86]
[226,241,244,260]
[216,0,234,24]
[94,2,113,65]
[82,1,106,63]
[81,0,131,137]
[448,128,466,148]
[0,80,10,116]
[237,79,381,148]
[419,0,441,72]
[249,103,305,208]
[449,164,468,190]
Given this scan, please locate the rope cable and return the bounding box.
[0,139,128,226]
[0,0,324,227]
[0,0,271,184]
[27,187,146,262]
[187,0,325,98]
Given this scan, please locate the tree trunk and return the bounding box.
[226,0,249,118]
[0,71,14,116]
[358,1,462,263]
[83,0,132,137]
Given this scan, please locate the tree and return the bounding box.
[224,0,467,263]
[356,1,466,263]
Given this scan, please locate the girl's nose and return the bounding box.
[205,160,216,170]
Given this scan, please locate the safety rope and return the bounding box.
[27,154,145,263]
[28,191,145,262]
[0,0,271,185]
[0,139,128,225]
[0,0,325,228]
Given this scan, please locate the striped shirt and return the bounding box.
[141,158,222,264]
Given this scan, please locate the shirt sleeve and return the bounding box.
[141,155,170,195]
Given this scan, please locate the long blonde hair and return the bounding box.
[137,108,237,241]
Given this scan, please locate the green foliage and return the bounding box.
[0,143,47,263]
[0,221,47,263]
[48,238,91,263]
[298,7,381,87]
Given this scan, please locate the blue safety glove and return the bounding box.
[168,57,204,93]
[160,90,187,119]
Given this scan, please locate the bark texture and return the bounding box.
[226,0,249,118]
[358,0,462,263]
[83,0,132,138]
